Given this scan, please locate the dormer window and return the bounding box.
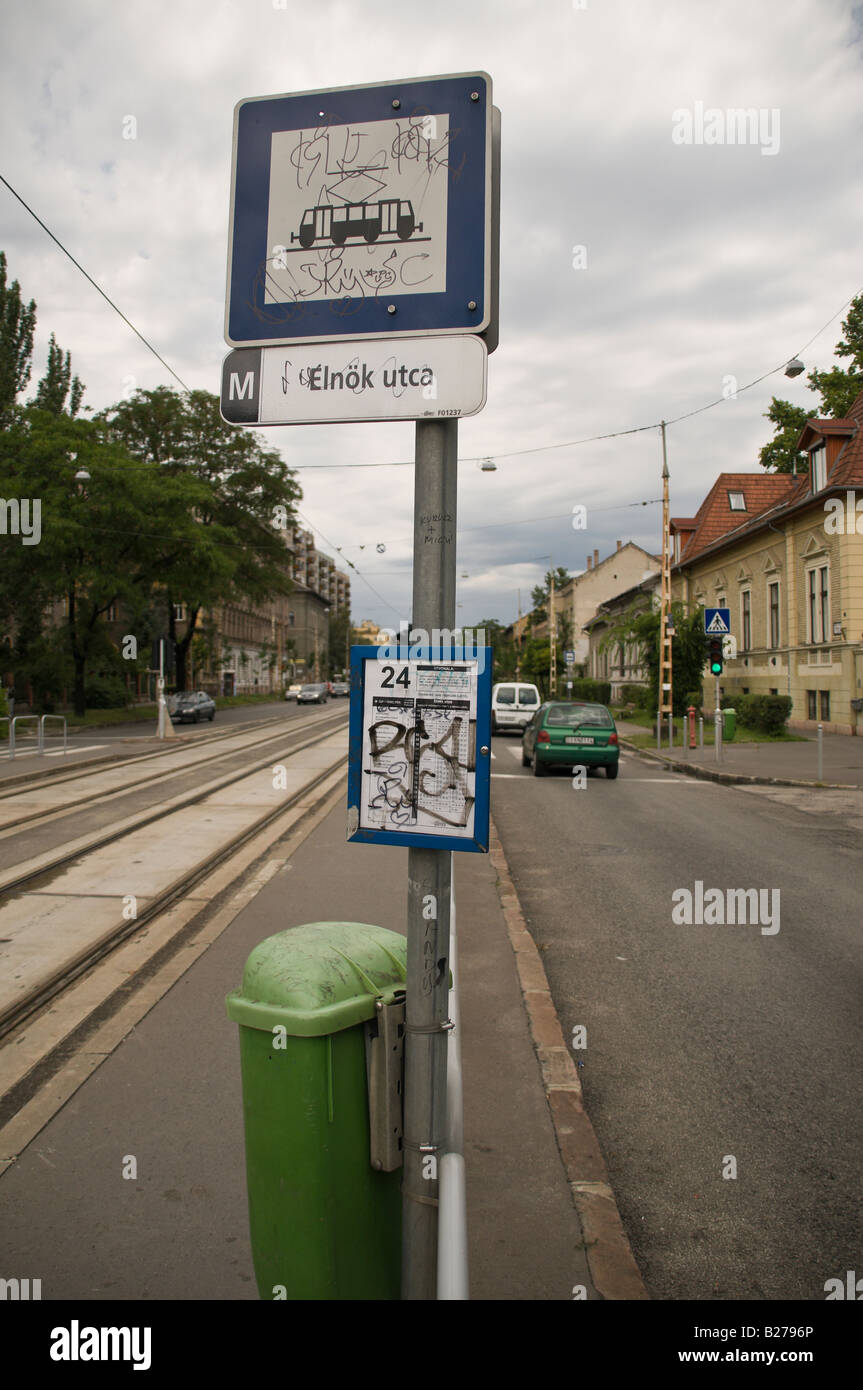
[728,491,746,511]
[810,443,826,491]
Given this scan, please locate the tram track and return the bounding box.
[0,709,348,877]
[0,709,343,837]
[0,715,349,1043]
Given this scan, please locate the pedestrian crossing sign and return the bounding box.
[704,608,731,634]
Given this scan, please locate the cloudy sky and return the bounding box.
[3,0,862,630]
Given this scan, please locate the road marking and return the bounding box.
[622,778,711,783]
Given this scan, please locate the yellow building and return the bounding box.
[671,395,863,734]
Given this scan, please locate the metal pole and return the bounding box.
[667,712,673,749]
[699,715,704,749]
[157,639,166,739]
[817,722,823,782]
[402,418,458,1300]
[656,712,661,751]
[714,675,721,764]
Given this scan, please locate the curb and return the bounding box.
[488,818,649,1302]
[619,738,860,792]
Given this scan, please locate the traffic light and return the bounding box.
[708,636,723,676]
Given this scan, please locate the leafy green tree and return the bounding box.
[0,250,37,427]
[33,332,85,416]
[327,608,352,677]
[0,406,218,714]
[761,295,863,472]
[530,567,571,620]
[97,387,302,689]
[600,602,707,716]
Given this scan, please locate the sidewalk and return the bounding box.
[616,719,863,789]
[0,775,645,1301]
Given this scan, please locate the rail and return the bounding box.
[40,714,67,756]
[437,867,468,1300]
[0,715,40,760]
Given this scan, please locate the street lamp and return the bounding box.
[785,358,805,378]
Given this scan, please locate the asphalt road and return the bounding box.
[490,734,863,1301]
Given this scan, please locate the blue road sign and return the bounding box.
[704,607,731,634]
[347,645,491,852]
[226,73,492,348]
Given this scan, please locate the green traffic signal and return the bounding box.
[708,636,723,675]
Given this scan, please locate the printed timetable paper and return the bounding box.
[359,659,479,839]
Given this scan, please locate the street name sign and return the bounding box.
[220,335,486,426]
[704,608,731,634]
[226,73,493,348]
[347,645,491,852]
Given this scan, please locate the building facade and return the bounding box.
[670,401,863,734]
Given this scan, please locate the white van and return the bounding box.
[491,681,542,733]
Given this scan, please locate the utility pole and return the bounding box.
[516,590,522,680]
[659,422,672,741]
[549,565,557,697]
[402,418,457,1300]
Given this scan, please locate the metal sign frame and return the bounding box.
[219,334,487,426]
[346,645,491,852]
[226,73,492,348]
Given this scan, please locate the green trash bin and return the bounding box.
[226,921,407,1301]
[722,708,736,742]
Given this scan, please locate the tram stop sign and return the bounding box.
[225,73,494,349]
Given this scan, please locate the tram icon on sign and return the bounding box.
[292,199,423,249]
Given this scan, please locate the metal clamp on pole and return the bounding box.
[366,994,406,1173]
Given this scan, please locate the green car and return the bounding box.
[522,701,620,778]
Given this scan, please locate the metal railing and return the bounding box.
[40,715,68,757]
[437,870,468,1300]
[0,714,67,759]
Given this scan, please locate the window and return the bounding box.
[173,604,186,622]
[768,582,780,648]
[807,566,829,643]
[741,591,751,651]
[810,444,827,491]
[820,690,830,721]
[104,602,118,622]
[807,690,817,720]
[728,491,746,511]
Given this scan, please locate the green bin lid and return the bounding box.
[225,921,407,1037]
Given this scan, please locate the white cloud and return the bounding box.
[4,0,863,627]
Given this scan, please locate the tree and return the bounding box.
[327,608,352,677]
[760,295,863,472]
[0,406,219,714]
[600,602,707,716]
[0,250,37,427]
[98,387,302,689]
[530,567,571,622]
[33,332,85,416]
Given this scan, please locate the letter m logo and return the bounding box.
[221,349,261,424]
[230,372,255,400]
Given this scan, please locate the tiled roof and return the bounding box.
[674,473,796,563]
[673,385,863,569]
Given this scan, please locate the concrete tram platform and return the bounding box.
[0,774,644,1301]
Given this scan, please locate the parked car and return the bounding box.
[522,701,619,778]
[170,691,216,724]
[297,683,329,704]
[331,681,350,697]
[491,681,541,733]
[285,683,303,701]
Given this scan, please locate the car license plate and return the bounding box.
[566,736,595,744]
